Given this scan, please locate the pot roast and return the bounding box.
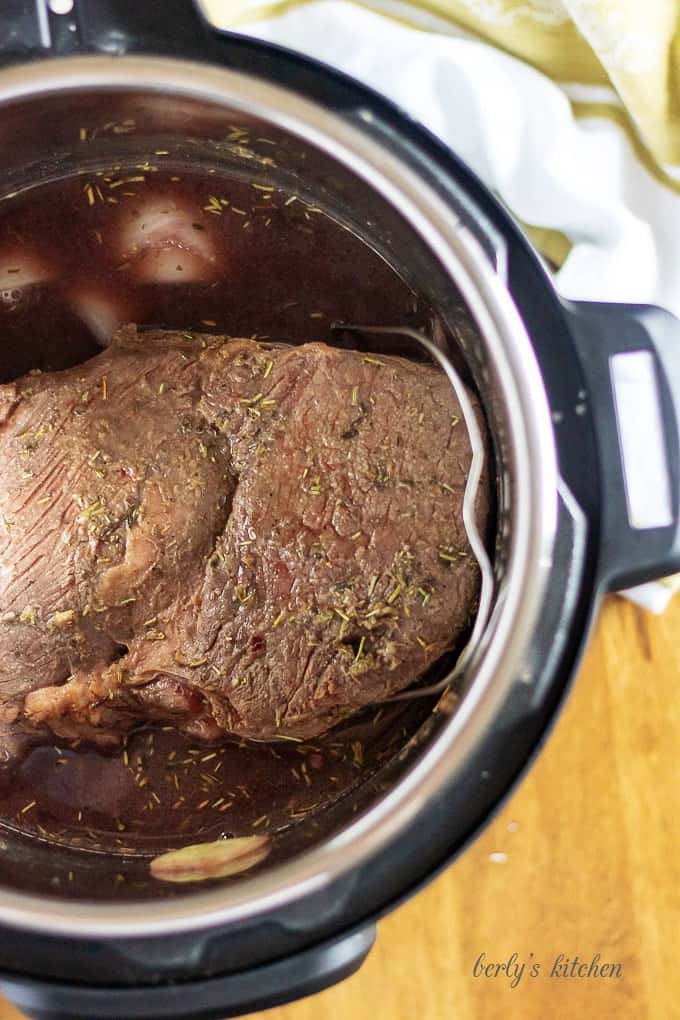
[0,326,488,757]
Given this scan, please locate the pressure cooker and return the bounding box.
[0,1,678,1017]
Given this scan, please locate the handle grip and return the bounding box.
[565,300,680,591]
[0,924,376,1019]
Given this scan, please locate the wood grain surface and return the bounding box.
[0,594,677,1020]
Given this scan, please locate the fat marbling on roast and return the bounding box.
[0,326,489,757]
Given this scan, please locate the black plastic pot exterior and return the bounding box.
[0,3,678,1018]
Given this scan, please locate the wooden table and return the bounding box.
[0,595,678,1020]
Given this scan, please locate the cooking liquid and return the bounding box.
[0,168,438,862]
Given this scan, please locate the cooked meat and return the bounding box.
[0,326,488,754]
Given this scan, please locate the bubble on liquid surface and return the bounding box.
[0,288,22,310]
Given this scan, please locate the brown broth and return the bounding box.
[0,167,436,855]
[0,168,429,382]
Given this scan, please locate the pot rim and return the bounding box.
[0,53,558,937]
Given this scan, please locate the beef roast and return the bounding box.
[0,326,488,754]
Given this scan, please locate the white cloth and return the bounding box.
[205,0,680,611]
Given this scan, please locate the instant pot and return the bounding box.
[0,1,678,1017]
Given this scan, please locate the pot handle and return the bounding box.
[565,299,680,591]
[0,924,375,1019]
[0,0,211,63]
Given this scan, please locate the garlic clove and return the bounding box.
[0,251,53,292]
[118,198,218,283]
[150,834,270,883]
[67,286,135,346]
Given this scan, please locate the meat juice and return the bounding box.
[0,170,427,382]
[0,168,436,857]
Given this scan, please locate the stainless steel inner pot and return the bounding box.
[0,55,557,937]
